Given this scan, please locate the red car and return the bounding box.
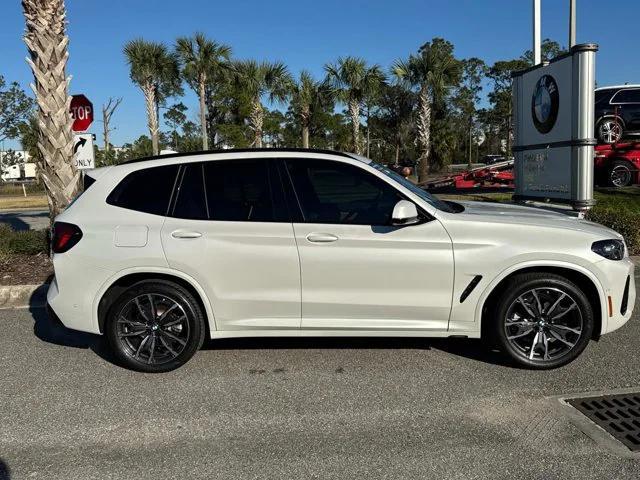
[594,142,640,187]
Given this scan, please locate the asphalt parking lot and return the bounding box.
[1,271,639,480]
[0,209,49,231]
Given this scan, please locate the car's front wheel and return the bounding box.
[105,280,205,372]
[489,273,594,369]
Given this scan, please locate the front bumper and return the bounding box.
[600,257,636,335]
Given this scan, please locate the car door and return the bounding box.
[160,159,301,331]
[282,158,454,331]
[611,88,640,132]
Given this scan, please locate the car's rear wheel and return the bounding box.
[597,118,624,144]
[608,159,634,187]
[490,273,594,369]
[105,280,205,372]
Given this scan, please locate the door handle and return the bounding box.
[306,233,338,243]
[171,230,202,239]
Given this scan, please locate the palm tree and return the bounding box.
[377,83,417,165]
[124,39,180,155]
[394,39,462,181]
[232,60,292,148]
[175,33,231,150]
[290,71,332,148]
[324,57,385,155]
[22,0,80,220]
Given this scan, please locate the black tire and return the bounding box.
[488,273,594,369]
[608,159,634,187]
[597,117,624,144]
[105,280,205,373]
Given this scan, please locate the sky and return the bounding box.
[2,0,639,150]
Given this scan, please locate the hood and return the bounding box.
[452,201,622,239]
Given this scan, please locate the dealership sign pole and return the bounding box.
[514,0,596,212]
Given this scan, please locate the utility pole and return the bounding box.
[569,0,576,47]
[533,0,541,64]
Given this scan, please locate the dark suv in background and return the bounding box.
[595,85,640,144]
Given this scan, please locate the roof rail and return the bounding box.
[120,147,354,165]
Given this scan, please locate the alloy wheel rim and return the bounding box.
[600,120,622,143]
[504,287,583,362]
[611,165,631,187]
[116,293,190,365]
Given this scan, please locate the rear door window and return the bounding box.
[172,164,208,220]
[202,159,287,222]
[107,164,179,216]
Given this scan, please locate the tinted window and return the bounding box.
[595,89,615,105]
[204,159,278,222]
[107,165,178,215]
[285,159,402,225]
[172,164,208,220]
[611,89,640,104]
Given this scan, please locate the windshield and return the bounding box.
[370,162,455,213]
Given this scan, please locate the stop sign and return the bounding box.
[70,94,94,132]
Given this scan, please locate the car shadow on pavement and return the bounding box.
[27,292,511,368]
[28,303,116,365]
[0,210,48,231]
[203,337,513,367]
[0,458,10,480]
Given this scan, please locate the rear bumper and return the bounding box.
[46,274,103,334]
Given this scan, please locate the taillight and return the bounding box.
[51,222,83,253]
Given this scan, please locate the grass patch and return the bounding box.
[0,195,48,210]
[0,224,49,256]
[436,187,640,255]
[0,183,45,196]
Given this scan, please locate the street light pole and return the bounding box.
[569,0,576,47]
[533,0,541,65]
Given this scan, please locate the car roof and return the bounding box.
[595,84,640,91]
[119,148,366,166]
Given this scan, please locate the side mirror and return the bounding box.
[391,200,419,226]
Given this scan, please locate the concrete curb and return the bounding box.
[0,283,48,309]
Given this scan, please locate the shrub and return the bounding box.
[0,224,49,255]
[586,207,640,256]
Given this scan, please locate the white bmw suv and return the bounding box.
[47,149,635,372]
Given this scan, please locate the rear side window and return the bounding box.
[107,165,179,216]
[203,159,282,222]
[611,88,640,104]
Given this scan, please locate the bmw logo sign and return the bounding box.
[531,75,559,134]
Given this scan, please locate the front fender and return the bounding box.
[473,259,608,336]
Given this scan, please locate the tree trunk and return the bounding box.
[348,99,361,155]
[366,104,370,158]
[394,141,400,166]
[23,0,80,222]
[301,107,310,148]
[198,75,208,150]
[143,82,159,155]
[103,106,110,158]
[250,100,263,148]
[416,85,432,183]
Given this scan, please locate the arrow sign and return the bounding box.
[73,134,95,170]
[73,137,87,154]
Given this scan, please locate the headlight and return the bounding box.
[591,239,626,260]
